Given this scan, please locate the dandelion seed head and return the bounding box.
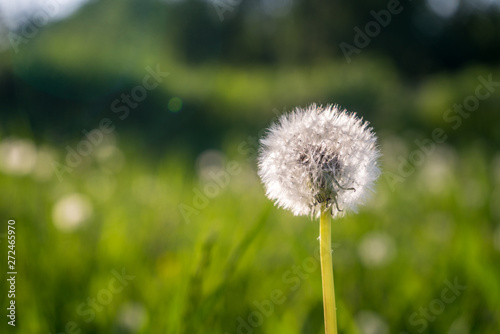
[116,302,148,332]
[258,104,380,218]
[355,310,389,334]
[0,138,37,176]
[52,193,93,232]
[357,232,396,267]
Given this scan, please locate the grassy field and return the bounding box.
[1,129,499,333]
[1,1,500,333]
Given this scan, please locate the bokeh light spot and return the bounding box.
[426,0,460,18]
[0,138,37,176]
[52,193,93,232]
[358,232,396,268]
[168,97,183,113]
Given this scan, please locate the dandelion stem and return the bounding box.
[320,205,338,334]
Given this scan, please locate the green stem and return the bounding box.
[320,205,338,334]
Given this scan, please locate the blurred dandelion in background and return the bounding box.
[52,193,93,232]
[116,302,148,333]
[354,310,389,334]
[196,149,227,184]
[448,316,470,334]
[418,146,457,195]
[357,232,396,268]
[0,137,37,176]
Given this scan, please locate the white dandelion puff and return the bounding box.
[0,138,37,176]
[257,103,381,334]
[52,193,93,232]
[357,232,396,268]
[258,104,381,218]
[355,310,389,334]
[116,302,148,332]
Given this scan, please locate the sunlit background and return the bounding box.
[1,0,500,333]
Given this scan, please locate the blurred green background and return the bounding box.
[0,0,500,333]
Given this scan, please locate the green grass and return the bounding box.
[0,134,499,334]
[1,2,500,332]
